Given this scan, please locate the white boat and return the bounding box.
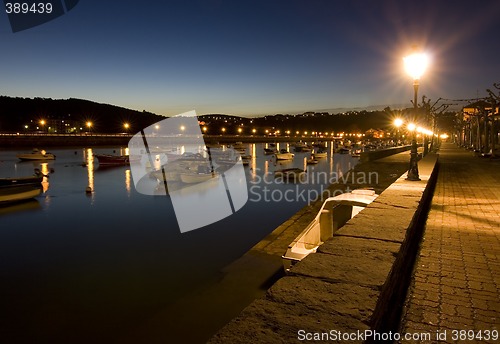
[16,149,55,161]
[275,149,295,160]
[282,189,379,271]
[274,168,305,182]
[306,158,319,165]
[313,150,327,158]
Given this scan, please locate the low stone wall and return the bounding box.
[209,153,439,344]
[360,145,414,162]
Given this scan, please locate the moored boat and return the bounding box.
[275,149,295,160]
[94,154,131,166]
[16,149,55,161]
[0,173,44,204]
[313,149,327,158]
[282,189,378,271]
[264,148,277,155]
[306,157,319,165]
[337,147,350,155]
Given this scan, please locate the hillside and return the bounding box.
[0,96,164,133]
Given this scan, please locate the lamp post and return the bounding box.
[404,50,428,181]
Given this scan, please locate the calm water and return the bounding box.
[0,142,357,343]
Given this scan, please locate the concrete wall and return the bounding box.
[360,145,414,162]
[209,153,439,344]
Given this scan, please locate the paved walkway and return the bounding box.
[401,143,500,343]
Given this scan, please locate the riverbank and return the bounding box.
[0,134,328,148]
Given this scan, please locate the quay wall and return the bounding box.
[360,145,414,162]
[209,153,439,344]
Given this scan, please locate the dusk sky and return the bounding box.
[1,0,499,117]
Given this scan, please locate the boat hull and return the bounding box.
[275,153,294,160]
[282,189,378,271]
[0,174,43,204]
[94,154,130,166]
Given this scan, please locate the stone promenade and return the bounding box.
[400,143,500,343]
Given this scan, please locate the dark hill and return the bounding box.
[0,96,164,133]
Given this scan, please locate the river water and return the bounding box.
[0,142,358,343]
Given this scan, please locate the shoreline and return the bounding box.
[0,134,330,148]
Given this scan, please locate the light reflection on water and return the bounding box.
[0,142,359,342]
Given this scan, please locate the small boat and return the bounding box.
[94,154,131,166]
[275,149,295,160]
[0,173,43,204]
[293,142,312,152]
[264,148,277,155]
[282,189,378,271]
[274,168,306,182]
[306,157,319,165]
[337,147,350,155]
[16,149,55,161]
[313,150,327,158]
[294,146,312,152]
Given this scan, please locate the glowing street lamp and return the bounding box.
[39,119,46,132]
[86,121,92,134]
[394,118,404,145]
[123,122,130,132]
[404,49,429,181]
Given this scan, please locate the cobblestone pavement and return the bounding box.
[400,143,500,343]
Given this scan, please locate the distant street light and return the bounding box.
[394,118,403,145]
[86,121,92,135]
[124,123,130,132]
[404,49,429,181]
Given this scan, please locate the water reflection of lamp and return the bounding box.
[125,169,131,196]
[86,148,95,200]
[41,162,49,192]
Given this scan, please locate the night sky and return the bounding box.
[1,0,499,116]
